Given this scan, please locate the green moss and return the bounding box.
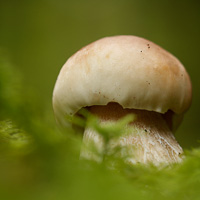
[0,53,200,200]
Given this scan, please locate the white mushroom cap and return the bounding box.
[53,35,192,128]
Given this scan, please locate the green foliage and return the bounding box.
[0,54,200,200]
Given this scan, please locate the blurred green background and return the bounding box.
[0,0,199,148]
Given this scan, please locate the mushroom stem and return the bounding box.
[81,103,183,165]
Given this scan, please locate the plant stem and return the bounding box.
[81,103,183,165]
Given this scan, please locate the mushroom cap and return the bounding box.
[53,35,192,128]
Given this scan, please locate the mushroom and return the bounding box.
[53,35,192,165]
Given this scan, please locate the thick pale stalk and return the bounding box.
[81,103,183,165]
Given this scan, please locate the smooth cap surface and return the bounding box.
[53,35,192,127]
